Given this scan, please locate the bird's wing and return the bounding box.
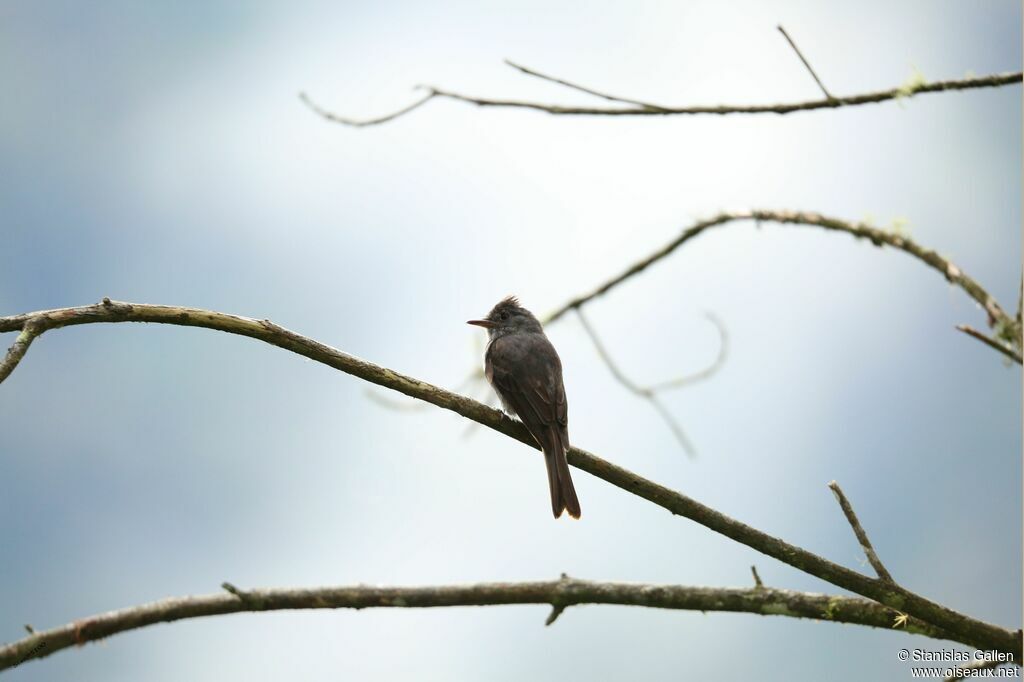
[488,335,568,441]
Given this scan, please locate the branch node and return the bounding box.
[544,573,574,625]
[751,565,764,589]
[544,604,567,626]
[222,582,247,599]
[72,620,89,646]
[0,318,46,384]
[259,319,286,334]
[23,624,34,634]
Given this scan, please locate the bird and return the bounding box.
[467,296,581,519]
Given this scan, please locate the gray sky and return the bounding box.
[1,2,1020,680]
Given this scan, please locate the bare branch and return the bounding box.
[304,66,1021,127]
[0,300,1019,657]
[365,373,482,412]
[504,59,670,110]
[573,310,727,393]
[0,578,954,670]
[956,325,1023,365]
[0,319,44,383]
[828,481,895,583]
[751,566,764,589]
[647,393,696,455]
[543,210,1016,362]
[777,25,833,99]
[577,307,724,457]
[575,307,645,394]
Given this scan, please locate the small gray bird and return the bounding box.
[468,296,581,519]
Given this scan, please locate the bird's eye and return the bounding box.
[499,311,510,321]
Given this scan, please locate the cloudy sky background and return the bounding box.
[1,1,1020,680]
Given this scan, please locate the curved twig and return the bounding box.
[299,89,435,127]
[0,578,952,670]
[575,308,729,457]
[0,300,1019,658]
[544,210,1020,365]
[302,67,1021,127]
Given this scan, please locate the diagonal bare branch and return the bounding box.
[828,481,895,583]
[956,325,1023,364]
[0,578,952,671]
[0,300,1019,659]
[646,393,696,455]
[0,318,44,383]
[504,59,670,110]
[777,25,834,99]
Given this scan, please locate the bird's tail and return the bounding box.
[544,431,581,519]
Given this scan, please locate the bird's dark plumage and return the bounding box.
[468,296,581,519]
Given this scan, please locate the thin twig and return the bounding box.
[221,582,246,599]
[504,59,670,110]
[299,89,435,127]
[751,566,764,588]
[828,481,895,583]
[544,604,567,626]
[955,325,1023,364]
[576,307,729,457]
[777,25,833,99]
[304,68,1021,127]
[0,578,955,670]
[0,301,1018,658]
[646,313,729,391]
[648,393,696,456]
[573,309,727,393]
[575,307,644,394]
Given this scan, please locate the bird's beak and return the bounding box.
[467,319,497,328]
